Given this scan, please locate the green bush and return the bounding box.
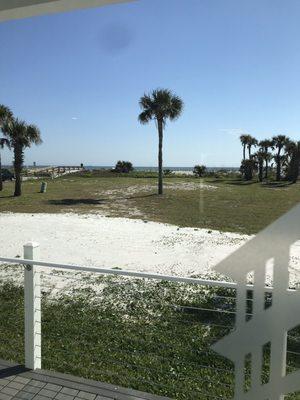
[114,161,134,173]
[1,168,14,181]
[193,165,207,177]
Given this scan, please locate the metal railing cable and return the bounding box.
[35,267,237,399]
[0,258,299,400]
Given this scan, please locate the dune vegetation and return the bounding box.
[0,170,299,234]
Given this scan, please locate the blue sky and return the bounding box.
[1,0,300,167]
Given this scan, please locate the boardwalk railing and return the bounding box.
[25,165,84,178]
[0,242,299,399]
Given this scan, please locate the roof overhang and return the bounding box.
[0,0,133,22]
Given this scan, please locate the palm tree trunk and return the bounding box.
[265,159,268,179]
[293,157,300,184]
[259,162,263,182]
[276,151,281,181]
[14,172,22,197]
[157,119,163,195]
[0,152,3,191]
[288,146,300,183]
[243,145,246,160]
[13,145,23,197]
[248,146,251,158]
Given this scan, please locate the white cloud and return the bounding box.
[219,128,247,138]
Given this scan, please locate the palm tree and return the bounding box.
[262,152,273,180]
[0,138,11,191]
[138,89,183,195]
[272,135,290,181]
[247,136,258,158]
[254,151,265,182]
[240,158,257,181]
[285,141,300,183]
[0,105,13,191]
[2,118,42,197]
[240,135,251,160]
[259,139,274,179]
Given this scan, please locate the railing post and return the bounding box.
[24,242,41,370]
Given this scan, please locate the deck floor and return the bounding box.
[0,360,169,400]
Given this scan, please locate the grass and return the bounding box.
[1,172,300,397]
[0,269,299,399]
[0,172,300,234]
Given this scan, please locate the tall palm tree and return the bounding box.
[240,134,251,160]
[138,89,183,195]
[272,135,290,181]
[259,139,274,179]
[0,105,13,191]
[247,136,258,158]
[2,118,42,197]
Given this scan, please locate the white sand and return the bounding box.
[1,212,300,293]
[173,170,194,176]
[0,212,250,278]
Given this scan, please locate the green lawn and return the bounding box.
[0,268,299,399]
[0,172,300,234]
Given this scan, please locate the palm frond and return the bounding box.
[0,105,13,123]
[168,96,184,120]
[2,118,42,148]
[26,124,42,146]
[138,88,183,125]
[259,139,274,151]
[0,138,11,150]
[240,134,251,145]
[138,109,153,124]
[139,94,153,110]
[272,135,290,148]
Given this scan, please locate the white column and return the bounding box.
[24,242,41,370]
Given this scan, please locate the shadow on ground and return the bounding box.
[0,365,28,379]
[262,182,293,188]
[125,194,157,200]
[48,193,157,206]
[225,179,257,186]
[48,199,106,206]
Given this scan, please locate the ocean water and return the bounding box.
[84,166,239,172]
[14,165,239,173]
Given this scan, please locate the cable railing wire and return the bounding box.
[1,259,299,400]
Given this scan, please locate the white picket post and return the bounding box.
[24,242,41,370]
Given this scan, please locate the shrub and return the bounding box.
[163,169,173,176]
[114,161,134,174]
[1,169,14,181]
[193,165,207,177]
[240,159,257,181]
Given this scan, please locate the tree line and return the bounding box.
[7,90,299,199]
[240,134,300,183]
[0,105,42,196]
[0,88,183,198]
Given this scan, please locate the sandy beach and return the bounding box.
[0,212,251,278]
[1,212,300,287]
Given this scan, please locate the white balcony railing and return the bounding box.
[0,242,299,399]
